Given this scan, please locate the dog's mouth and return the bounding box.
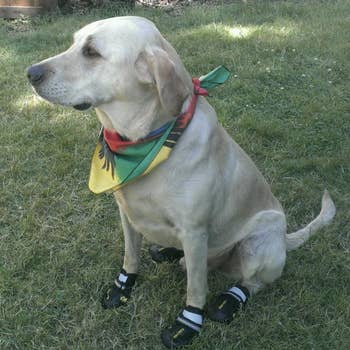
[73,102,92,111]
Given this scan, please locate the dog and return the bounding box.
[27,16,336,348]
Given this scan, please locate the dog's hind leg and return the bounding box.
[208,210,287,323]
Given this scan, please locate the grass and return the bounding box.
[0,1,349,349]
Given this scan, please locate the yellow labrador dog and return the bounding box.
[28,16,336,348]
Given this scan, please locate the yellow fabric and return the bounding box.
[142,146,172,177]
[89,143,173,194]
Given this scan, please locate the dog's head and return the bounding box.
[27,16,192,117]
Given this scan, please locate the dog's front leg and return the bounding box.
[182,233,208,308]
[102,208,142,309]
[161,232,208,348]
[119,208,142,274]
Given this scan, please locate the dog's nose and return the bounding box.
[27,64,45,85]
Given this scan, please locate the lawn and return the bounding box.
[0,1,349,349]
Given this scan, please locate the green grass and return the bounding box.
[1,1,350,349]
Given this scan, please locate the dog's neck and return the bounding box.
[94,101,169,141]
[95,94,190,141]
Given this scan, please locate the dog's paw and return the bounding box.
[101,283,129,309]
[161,306,203,348]
[207,285,249,323]
[101,269,137,309]
[149,246,184,263]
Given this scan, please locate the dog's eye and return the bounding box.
[82,45,101,58]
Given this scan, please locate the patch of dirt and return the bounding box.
[138,0,236,6]
[137,0,237,16]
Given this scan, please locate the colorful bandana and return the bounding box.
[89,65,230,194]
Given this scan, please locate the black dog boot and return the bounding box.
[161,306,203,348]
[208,285,249,323]
[101,269,137,309]
[149,245,184,263]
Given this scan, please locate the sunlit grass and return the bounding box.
[11,94,43,110]
[1,1,349,349]
[227,25,253,38]
[224,22,296,39]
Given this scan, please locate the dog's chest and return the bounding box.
[114,185,183,248]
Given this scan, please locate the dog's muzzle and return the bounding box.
[27,64,92,111]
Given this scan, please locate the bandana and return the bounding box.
[89,65,230,194]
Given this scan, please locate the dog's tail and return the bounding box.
[286,190,336,252]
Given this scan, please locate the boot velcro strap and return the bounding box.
[176,306,203,333]
[224,285,249,304]
[176,316,201,333]
[114,269,137,291]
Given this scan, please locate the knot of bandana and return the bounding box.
[192,78,209,96]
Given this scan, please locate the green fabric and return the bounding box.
[199,65,230,90]
[112,120,176,182]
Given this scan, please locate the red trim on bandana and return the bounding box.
[103,129,135,151]
[103,79,208,153]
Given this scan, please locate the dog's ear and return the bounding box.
[135,46,191,116]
